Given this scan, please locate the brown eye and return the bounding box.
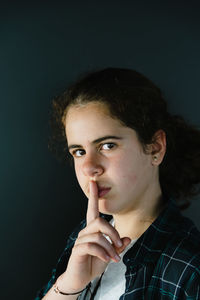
[72,149,85,157]
[101,143,116,150]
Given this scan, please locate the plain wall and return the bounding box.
[1,1,200,299]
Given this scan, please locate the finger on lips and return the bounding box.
[86,179,99,225]
[84,178,124,262]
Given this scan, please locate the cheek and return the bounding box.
[120,165,138,189]
[124,155,152,189]
[111,153,138,186]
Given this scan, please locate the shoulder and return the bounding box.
[171,215,200,258]
[161,215,200,277]
[151,215,200,298]
[158,197,200,267]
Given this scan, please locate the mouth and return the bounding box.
[87,183,111,198]
[98,187,111,198]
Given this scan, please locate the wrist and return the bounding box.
[53,284,85,296]
[55,274,88,295]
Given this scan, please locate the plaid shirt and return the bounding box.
[35,196,200,300]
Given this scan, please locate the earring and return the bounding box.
[153,156,158,161]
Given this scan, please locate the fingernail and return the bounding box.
[105,255,110,261]
[114,255,121,261]
[117,240,123,247]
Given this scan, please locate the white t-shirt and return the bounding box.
[79,218,138,299]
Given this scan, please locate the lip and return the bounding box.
[87,183,111,198]
[98,187,111,198]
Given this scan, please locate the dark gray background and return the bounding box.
[1,1,200,299]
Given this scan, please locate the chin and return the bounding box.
[98,200,119,215]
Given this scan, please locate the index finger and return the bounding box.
[86,180,99,225]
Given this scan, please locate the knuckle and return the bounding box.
[95,217,103,226]
[96,217,105,226]
[72,244,79,253]
[74,239,79,246]
[84,242,92,250]
[77,232,82,239]
[78,228,85,237]
[95,232,103,241]
[84,242,92,251]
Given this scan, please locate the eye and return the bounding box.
[71,149,85,157]
[100,143,116,150]
[70,143,116,158]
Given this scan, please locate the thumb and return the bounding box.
[116,237,132,255]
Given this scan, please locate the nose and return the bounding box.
[82,152,104,178]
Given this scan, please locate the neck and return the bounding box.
[113,188,165,240]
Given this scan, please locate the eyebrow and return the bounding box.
[68,135,123,151]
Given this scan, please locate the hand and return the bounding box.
[58,180,131,293]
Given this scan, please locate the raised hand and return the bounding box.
[57,180,131,293]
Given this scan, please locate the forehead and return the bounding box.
[65,102,126,140]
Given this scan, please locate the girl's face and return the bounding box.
[65,102,159,216]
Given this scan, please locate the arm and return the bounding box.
[42,273,82,300]
[37,180,130,300]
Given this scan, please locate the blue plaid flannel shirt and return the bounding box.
[35,196,200,299]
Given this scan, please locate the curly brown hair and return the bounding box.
[48,68,200,210]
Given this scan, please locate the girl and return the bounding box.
[35,68,200,299]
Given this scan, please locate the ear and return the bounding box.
[150,129,166,166]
